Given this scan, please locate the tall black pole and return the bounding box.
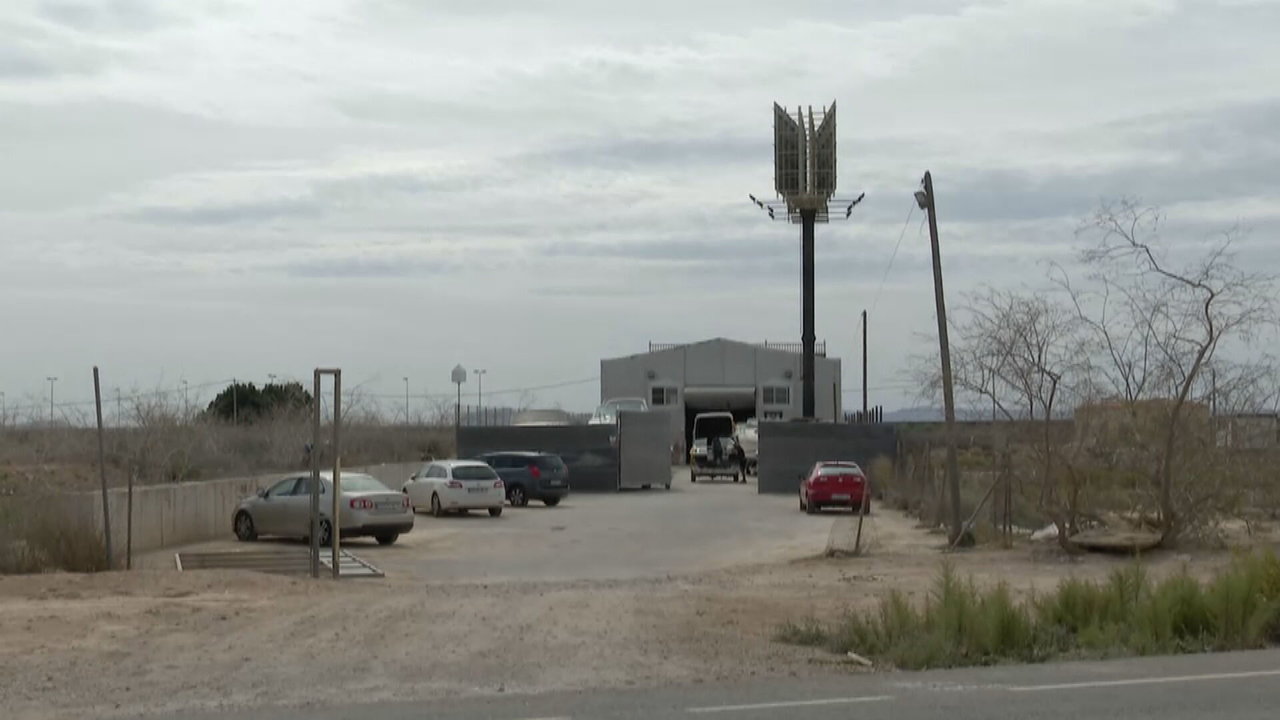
[861,309,868,417]
[801,208,817,419]
[919,171,963,545]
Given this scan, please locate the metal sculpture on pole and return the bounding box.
[751,101,863,418]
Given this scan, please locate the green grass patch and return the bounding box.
[778,551,1280,669]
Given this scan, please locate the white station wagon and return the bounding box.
[403,460,506,517]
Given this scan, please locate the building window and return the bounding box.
[651,386,678,406]
[762,386,791,406]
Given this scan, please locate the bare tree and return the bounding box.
[1071,199,1278,542]
[929,287,1088,547]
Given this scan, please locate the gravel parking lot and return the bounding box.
[6,465,1251,720]
[147,467,836,582]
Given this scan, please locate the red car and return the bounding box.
[798,461,869,514]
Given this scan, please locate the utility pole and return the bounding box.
[0,391,5,429]
[231,378,238,424]
[861,309,868,417]
[915,171,963,545]
[403,376,410,425]
[114,387,121,426]
[46,376,58,425]
[1211,368,1217,417]
[182,380,189,420]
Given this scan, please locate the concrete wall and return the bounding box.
[600,338,843,449]
[757,422,898,494]
[14,462,421,557]
[458,425,619,491]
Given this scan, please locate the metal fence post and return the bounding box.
[310,370,321,578]
[331,370,342,579]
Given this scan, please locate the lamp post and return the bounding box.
[46,376,57,425]
[403,376,410,425]
[472,369,487,425]
[473,369,487,408]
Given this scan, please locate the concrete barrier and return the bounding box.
[9,462,420,557]
[757,422,898,494]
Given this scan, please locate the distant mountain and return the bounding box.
[882,406,1069,422]
[883,406,944,422]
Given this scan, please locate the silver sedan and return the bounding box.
[232,472,413,546]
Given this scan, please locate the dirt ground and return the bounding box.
[5,496,1274,720]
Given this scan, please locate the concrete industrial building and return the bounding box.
[600,338,842,453]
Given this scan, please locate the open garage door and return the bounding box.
[683,386,756,453]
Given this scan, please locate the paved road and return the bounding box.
[148,468,839,583]
[157,649,1280,720]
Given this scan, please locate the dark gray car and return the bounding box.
[475,452,570,507]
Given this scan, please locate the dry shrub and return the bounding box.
[0,499,108,574]
[779,551,1280,668]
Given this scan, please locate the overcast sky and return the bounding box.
[2,0,1278,419]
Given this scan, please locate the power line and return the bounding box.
[841,382,917,395]
[3,378,236,414]
[364,375,601,402]
[869,201,916,316]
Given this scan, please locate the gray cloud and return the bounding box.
[0,20,114,78]
[38,0,172,33]
[4,0,1280,414]
[275,255,462,280]
[125,197,320,226]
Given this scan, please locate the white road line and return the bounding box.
[686,695,894,713]
[1009,668,1280,692]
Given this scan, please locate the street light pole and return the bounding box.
[403,376,410,425]
[182,380,189,420]
[915,170,963,546]
[46,376,57,425]
[473,369,487,414]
